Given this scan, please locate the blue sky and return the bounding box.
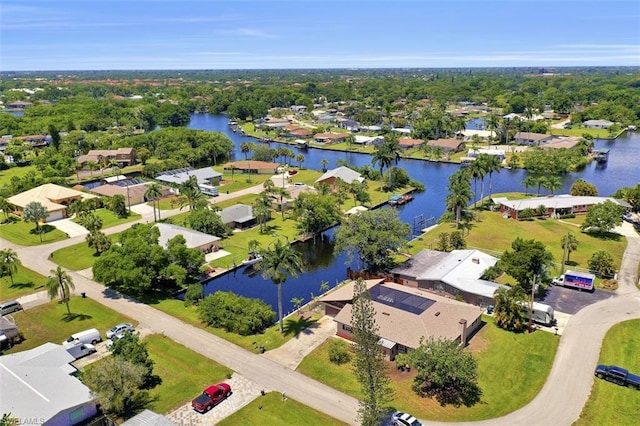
[1,1,639,71]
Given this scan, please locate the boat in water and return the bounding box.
[241,253,263,266]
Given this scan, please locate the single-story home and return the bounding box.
[353,135,384,146]
[155,167,222,187]
[314,133,348,144]
[285,127,313,138]
[90,180,170,206]
[541,136,582,150]
[493,194,630,220]
[0,343,98,425]
[514,132,553,146]
[337,119,360,132]
[15,134,50,147]
[390,249,505,307]
[77,148,137,166]
[121,410,177,426]
[223,161,280,175]
[7,183,97,222]
[456,129,494,141]
[156,223,220,253]
[258,117,291,129]
[583,119,613,129]
[315,166,364,188]
[319,279,484,360]
[218,204,257,229]
[398,137,425,149]
[427,138,464,152]
[467,148,506,161]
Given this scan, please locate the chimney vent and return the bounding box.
[472,257,480,264]
[434,311,440,316]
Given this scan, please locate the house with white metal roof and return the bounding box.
[493,194,630,220]
[0,343,97,425]
[217,204,256,229]
[156,223,220,253]
[155,167,222,186]
[583,119,613,129]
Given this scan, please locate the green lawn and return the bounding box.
[297,316,558,421]
[576,320,640,425]
[408,209,626,282]
[144,334,233,413]
[0,217,68,246]
[73,208,140,229]
[0,264,48,302]
[51,233,119,270]
[0,164,38,188]
[218,392,346,426]
[549,127,613,138]
[5,296,136,353]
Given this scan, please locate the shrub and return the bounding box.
[184,283,204,306]
[198,291,276,335]
[601,279,618,291]
[328,339,351,365]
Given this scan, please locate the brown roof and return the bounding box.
[399,138,425,147]
[514,132,550,141]
[427,138,463,149]
[326,281,483,349]
[223,160,280,170]
[90,184,147,199]
[314,133,347,140]
[7,183,96,212]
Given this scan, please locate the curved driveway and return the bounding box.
[4,208,639,425]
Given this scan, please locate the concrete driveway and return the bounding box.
[50,218,89,238]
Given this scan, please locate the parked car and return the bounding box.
[106,323,134,339]
[0,301,23,316]
[595,364,640,389]
[391,411,422,426]
[63,328,101,345]
[192,383,232,413]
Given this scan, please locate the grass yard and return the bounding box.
[73,208,140,229]
[218,392,346,426]
[51,233,118,270]
[0,264,48,302]
[144,334,233,413]
[0,217,68,246]
[297,316,558,421]
[550,127,613,138]
[408,209,626,281]
[0,164,38,187]
[576,319,640,426]
[4,296,136,353]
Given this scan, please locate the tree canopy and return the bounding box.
[498,238,554,292]
[580,200,625,234]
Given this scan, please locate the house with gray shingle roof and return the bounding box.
[319,279,483,360]
[583,119,613,129]
[217,204,256,229]
[315,166,364,188]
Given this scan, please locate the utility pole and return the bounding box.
[528,275,536,333]
[561,233,569,275]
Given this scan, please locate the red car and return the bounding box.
[191,383,232,413]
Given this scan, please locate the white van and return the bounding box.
[63,328,101,345]
[0,301,23,316]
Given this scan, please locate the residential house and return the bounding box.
[223,160,280,175]
[319,279,484,360]
[514,132,553,146]
[156,167,222,187]
[5,101,33,110]
[156,223,220,254]
[337,118,360,132]
[0,343,98,425]
[427,138,464,152]
[258,117,290,129]
[353,135,384,146]
[315,166,364,188]
[541,136,581,150]
[270,184,315,211]
[218,204,257,229]
[285,127,313,139]
[15,134,50,147]
[7,184,97,222]
[493,194,630,220]
[289,105,307,113]
[314,133,348,144]
[121,410,177,426]
[0,316,19,348]
[398,137,425,149]
[456,129,494,141]
[583,119,613,129]
[77,148,137,166]
[90,180,170,206]
[467,148,506,161]
[390,249,506,307]
[391,128,412,135]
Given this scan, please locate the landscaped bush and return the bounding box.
[601,279,618,291]
[198,291,275,335]
[327,339,351,365]
[184,283,204,306]
[558,213,576,219]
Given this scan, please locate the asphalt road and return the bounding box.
[538,286,616,315]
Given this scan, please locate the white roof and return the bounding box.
[156,167,222,186]
[315,166,364,184]
[156,223,220,248]
[494,195,630,212]
[104,175,127,183]
[0,343,95,422]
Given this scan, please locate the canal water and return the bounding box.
[188,113,640,314]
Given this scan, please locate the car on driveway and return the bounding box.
[392,411,422,426]
[106,323,134,339]
[192,383,232,413]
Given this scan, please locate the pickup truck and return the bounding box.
[594,364,640,389]
[191,383,232,413]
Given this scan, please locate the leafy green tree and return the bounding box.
[255,239,305,333]
[294,193,342,239]
[449,230,467,250]
[252,192,272,233]
[109,331,156,388]
[435,232,450,252]
[82,357,152,417]
[0,196,11,221]
[410,337,482,407]
[23,201,48,240]
[86,230,111,255]
[166,235,205,272]
[187,208,228,237]
[580,201,625,233]
[109,194,128,218]
[588,250,616,278]
[570,179,598,196]
[321,158,329,172]
[335,208,410,271]
[446,170,472,226]
[561,233,579,264]
[499,238,554,292]
[45,266,75,314]
[493,286,527,332]
[351,278,392,426]
[184,283,204,306]
[144,183,163,222]
[79,213,103,233]
[0,248,21,285]
[137,147,151,165]
[198,291,275,335]
[521,175,536,195]
[612,184,640,212]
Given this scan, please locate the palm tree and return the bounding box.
[45,266,76,314]
[295,153,305,168]
[469,159,486,207]
[493,286,527,332]
[484,154,503,199]
[543,175,562,195]
[0,248,21,286]
[522,175,536,195]
[371,147,395,183]
[486,113,501,141]
[177,176,206,212]
[561,233,579,264]
[320,159,329,172]
[240,142,251,159]
[252,194,272,233]
[144,183,163,222]
[256,239,305,333]
[446,170,473,227]
[0,196,10,221]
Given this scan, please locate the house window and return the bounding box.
[397,345,408,354]
[342,324,352,332]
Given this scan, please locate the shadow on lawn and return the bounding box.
[62,312,92,322]
[9,281,35,289]
[282,316,318,338]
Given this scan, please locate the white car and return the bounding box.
[391,411,422,426]
[106,323,134,339]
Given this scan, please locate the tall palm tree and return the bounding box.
[256,239,305,333]
[468,159,486,207]
[0,196,11,221]
[543,175,562,195]
[45,266,75,314]
[486,113,501,141]
[321,159,329,172]
[144,183,163,222]
[0,248,21,286]
[177,176,206,212]
[493,286,527,332]
[522,175,536,195]
[483,154,503,200]
[446,170,473,227]
[561,233,579,264]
